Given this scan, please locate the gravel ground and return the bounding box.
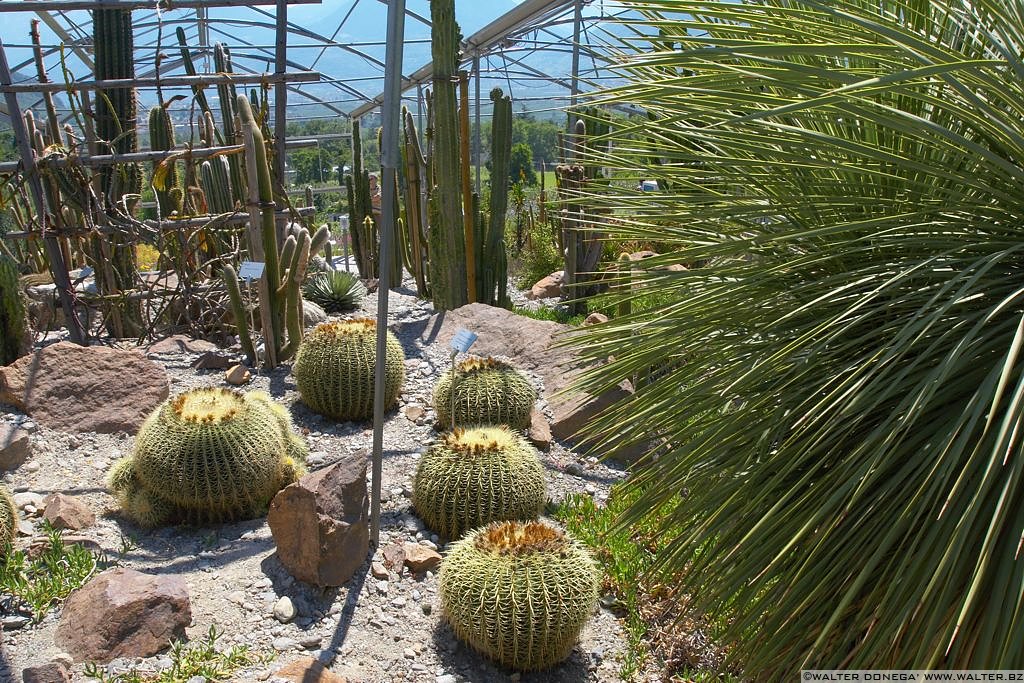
[1,277,647,683]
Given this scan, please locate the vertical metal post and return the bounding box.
[273,0,288,195]
[197,7,210,70]
[372,0,406,546]
[0,39,83,344]
[473,54,481,196]
[568,0,583,161]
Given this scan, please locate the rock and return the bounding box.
[526,270,564,300]
[272,638,297,652]
[143,335,219,356]
[527,409,552,451]
[304,301,328,327]
[381,543,405,571]
[628,250,658,261]
[273,596,296,623]
[0,424,31,470]
[402,303,647,461]
[13,492,44,511]
[21,662,71,683]
[268,453,369,587]
[0,343,169,434]
[42,493,95,530]
[402,405,424,422]
[371,562,389,580]
[402,543,442,573]
[273,657,347,683]
[27,535,102,560]
[190,351,234,370]
[225,364,252,385]
[55,568,191,663]
[583,312,609,326]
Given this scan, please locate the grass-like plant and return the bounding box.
[302,270,366,313]
[0,522,103,621]
[569,0,1024,674]
[83,625,271,682]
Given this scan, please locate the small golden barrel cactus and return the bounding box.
[413,426,546,539]
[433,356,536,430]
[293,319,405,421]
[439,520,600,671]
[0,484,17,546]
[108,388,307,526]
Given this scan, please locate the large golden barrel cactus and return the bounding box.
[440,520,600,671]
[292,319,405,421]
[433,356,536,430]
[413,427,547,539]
[0,484,17,547]
[108,388,307,526]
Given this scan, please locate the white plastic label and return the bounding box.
[449,328,478,353]
[238,261,266,281]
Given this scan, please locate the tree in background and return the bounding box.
[572,0,1024,674]
[508,142,537,186]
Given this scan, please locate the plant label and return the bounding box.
[449,328,478,354]
[238,261,266,282]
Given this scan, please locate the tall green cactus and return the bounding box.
[213,43,246,207]
[223,98,328,367]
[0,255,28,365]
[93,5,143,337]
[346,119,377,278]
[148,105,177,217]
[200,157,233,214]
[402,108,429,297]
[473,88,512,306]
[428,0,468,311]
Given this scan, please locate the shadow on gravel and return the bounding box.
[431,619,594,683]
[107,517,275,574]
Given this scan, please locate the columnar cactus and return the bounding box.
[413,427,547,539]
[293,320,405,421]
[0,484,17,547]
[0,255,28,366]
[439,520,600,671]
[107,388,307,526]
[433,356,536,430]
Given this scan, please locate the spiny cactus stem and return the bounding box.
[459,72,476,303]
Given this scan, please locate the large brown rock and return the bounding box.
[55,568,191,663]
[401,303,645,460]
[42,493,95,530]
[268,453,369,587]
[0,343,169,434]
[0,423,31,470]
[525,270,564,300]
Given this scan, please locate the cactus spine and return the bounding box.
[428,0,468,311]
[293,320,405,421]
[108,388,308,526]
[413,427,547,539]
[439,520,600,671]
[1,255,28,365]
[433,356,537,430]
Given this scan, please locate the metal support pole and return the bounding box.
[0,38,84,344]
[473,54,481,196]
[568,0,582,161]
[371,0,406,547]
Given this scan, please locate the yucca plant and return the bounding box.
[302,270,366,313]
[570,0,1024,675]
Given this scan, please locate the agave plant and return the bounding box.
[302,270,366,313]
[570,0,1024,674]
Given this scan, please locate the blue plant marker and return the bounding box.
[238,261,266,282]
[449,328,478,354]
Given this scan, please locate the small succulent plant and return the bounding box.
[433,356,537,430]
[108,388,307,527]
[413,426,547,539]
[293,319,405,421]
[439,519,600,671]
[302,270,366,313]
